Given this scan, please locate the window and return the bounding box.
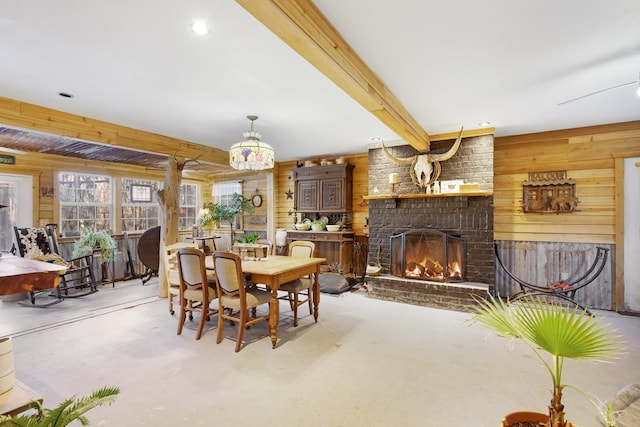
[213,181,242,205]
[212,180,243,229]
[0,174,33,251]
[179,182,200,229]
[121,178,160,231]
[59,172,113,237]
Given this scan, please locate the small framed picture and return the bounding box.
[131,184,152,202]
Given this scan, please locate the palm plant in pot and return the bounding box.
[0,386,119,426]
[470,295,623,427]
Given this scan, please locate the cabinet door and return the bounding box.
[296,180,318,211]
[320,178,344,211]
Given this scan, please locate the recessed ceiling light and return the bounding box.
[58,92,74,99]
[190,20,210,36]
[478,121,491,127]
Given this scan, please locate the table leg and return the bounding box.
[313,265,320,322]
[269,287,279,348]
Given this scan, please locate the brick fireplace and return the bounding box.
[365,133,494,311]
[390,229,466,282]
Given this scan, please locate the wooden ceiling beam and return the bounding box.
[237,0,431,151]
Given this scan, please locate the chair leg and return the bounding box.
[195,303,208,340]
[216,306,225,344]
[168,293,175,315]
[177,298,187,335]
[292,292,300,327]
[307,290,313,315]
[236,310,248,352]
[287,292,295,310]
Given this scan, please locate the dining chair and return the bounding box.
[279,240,316,326]
[161,241,198,316]
[211,251,271,352]
[176,247,219,340]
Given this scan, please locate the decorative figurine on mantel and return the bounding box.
[382,127,464,188]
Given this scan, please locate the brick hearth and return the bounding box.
[366,275,490,312]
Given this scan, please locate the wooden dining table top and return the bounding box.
[0,255,68,296]
[240,255,325,276]
[205,254,325,275]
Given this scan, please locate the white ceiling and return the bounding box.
[1,0,639,163]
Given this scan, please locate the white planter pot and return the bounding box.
[0,336,15,394]
[275,229,287,246]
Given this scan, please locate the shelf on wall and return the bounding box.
[363,190,493,200]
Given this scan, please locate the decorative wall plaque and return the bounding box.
[522,170,578,213]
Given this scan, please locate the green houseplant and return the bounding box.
[311,219,326,231]
[236,232,261,244]
[71,230,117,265]
[199,193,255,243]
[470,295,623,427]
[199,193,255,229]
[0,386,119,426]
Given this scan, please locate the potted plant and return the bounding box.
[469,295,623,427]
[236,232,261,244]
[199,193,255,243]
[72,230,117,265]
[311,219,326,231]
[0,386,119,426]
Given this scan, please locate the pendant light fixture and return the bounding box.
[229,115,274,170]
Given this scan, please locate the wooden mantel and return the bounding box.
[363,190,493,200]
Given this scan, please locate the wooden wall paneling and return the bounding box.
[494,122,640,250]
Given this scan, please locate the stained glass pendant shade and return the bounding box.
[229,115,275,170]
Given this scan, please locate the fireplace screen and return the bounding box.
[390,229,466,282]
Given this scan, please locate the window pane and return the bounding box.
[121,178,161,232]
[179,183,199,230]
[59,172,113,236]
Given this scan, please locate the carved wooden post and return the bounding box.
[157,154,186,297]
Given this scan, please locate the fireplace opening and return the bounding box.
[390,229,466,282]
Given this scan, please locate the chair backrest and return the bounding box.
[257,239,274,256]
[13,226,53,259]
[176,247,210,297]
[161,241,197,286]
[289,240,315,259]
[212,251,246,299]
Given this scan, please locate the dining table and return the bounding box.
[0,254,68,297]
[207,254,326,348]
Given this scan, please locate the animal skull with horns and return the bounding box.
[382,127,464,188]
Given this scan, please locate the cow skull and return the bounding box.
[382,127,464,188]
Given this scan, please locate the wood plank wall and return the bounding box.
[494,121,640,244]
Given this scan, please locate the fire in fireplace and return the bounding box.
[390,229,466,282]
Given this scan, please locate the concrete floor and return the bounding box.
[1,278,639,427]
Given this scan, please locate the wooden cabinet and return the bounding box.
[293,164,354,213]
[286,230,354,274]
